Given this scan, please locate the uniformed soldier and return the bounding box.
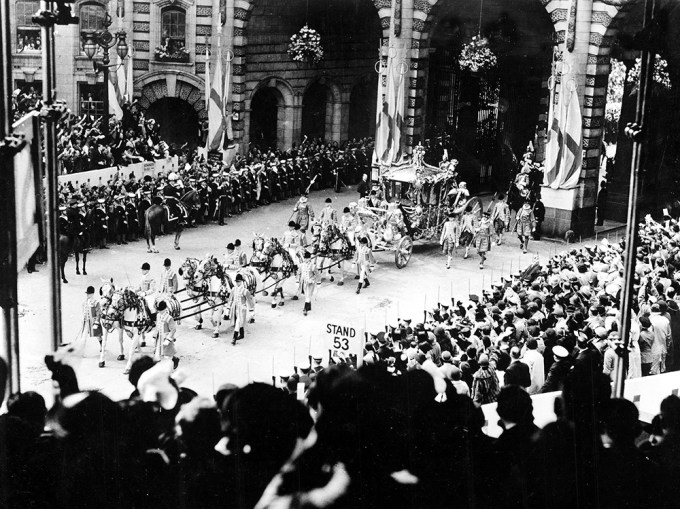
[112,195,128,245]
[58,204,70,236]
[231,172,243,215]
[197,177,211,225]
[217,174,230,225]
[163,172,182,200]
[92,197,109,249]
[159,258,179,294]
[154,300,180,368]
[125,192,139,242]
[138,190,152,237]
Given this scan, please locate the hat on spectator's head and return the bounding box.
[658,300,668,312]
[552,345,569,359]
[478,354,490,366]
[651,303,661,312]
[639,315,652,329]
[442,351,453,363]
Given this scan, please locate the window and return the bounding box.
[158,7,187,61]
[79,2,106,31]
[16,0,40,52]
[79,83,104,119]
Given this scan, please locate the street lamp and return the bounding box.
[80,12,128,136]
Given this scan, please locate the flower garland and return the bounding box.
[288,25,324,65]
[155,45,189,62]
[458,35,497,74]
[627,55,672,90]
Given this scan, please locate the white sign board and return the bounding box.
[325,323,364,368]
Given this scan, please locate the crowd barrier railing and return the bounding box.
[480,370,680,437]
[57,156,178,188]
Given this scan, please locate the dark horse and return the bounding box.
[57,210,90,284]
[145,190,201,252]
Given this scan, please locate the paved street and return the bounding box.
[18,187,589,403]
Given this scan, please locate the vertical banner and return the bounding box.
[12,111,42,271]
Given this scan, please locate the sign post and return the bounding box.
[325,322,364,368]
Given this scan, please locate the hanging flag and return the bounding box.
[555,84,583,188]
[108,70,123,120]
[125,50,134,103]
[206,41,226,151]
[543,77,583,190]
[223,48,233,142]
[204,45,210,112]
[116,53,126,104]
[12,111,42,272]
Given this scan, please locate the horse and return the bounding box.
[314,222,354,284]
[58,211,90,284]
[181,256,233,338]
[251,234,296,307]
[99,282,145,369]
[145,190,201,252]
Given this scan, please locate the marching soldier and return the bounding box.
[489,193,510,246]
[474,212,493,270]
[159,258,179,294]
[515,200,537,254]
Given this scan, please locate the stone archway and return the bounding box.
[301,77,342,143]
[134,71,207,148]
[245,76,295,150]
[230,0,390,146]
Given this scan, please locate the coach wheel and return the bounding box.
[395,235,413,269]
[466,197,483,220]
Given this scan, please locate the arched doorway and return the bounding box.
[422,0,554,190]
[249,87,282,150]
[146,97,200,148]
[349,76,378,141]
[302,82,332,141]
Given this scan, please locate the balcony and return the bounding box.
[150,48,194,73]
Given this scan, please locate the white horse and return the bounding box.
[193,256,233,338]
[99,282,144,370]
[251,234,296,308]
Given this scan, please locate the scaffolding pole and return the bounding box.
[613,0,655,399]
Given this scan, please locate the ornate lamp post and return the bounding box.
[80,12,128,137]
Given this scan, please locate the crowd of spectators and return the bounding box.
[4,211,680,508]
[12,89,172,173]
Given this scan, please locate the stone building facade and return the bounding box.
[9,0,649,236]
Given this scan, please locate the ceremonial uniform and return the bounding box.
[228,280,254,345]
[474,216,493,269]
[319,204,338,226]
[82,295,102,340]
[92,201,109,248]
[283,227,304,268]
[298,254,318,315]
[355,240,375,294]
[439,216,460,268]
[293,198,315,232]
[159,266,179,294]
[515,203,537,253]
[138,193,152,235]
[126,198,139,241]
[155,307,178,362]
[459,211,478,258]
[490,198,510,245]
[340,211,357,246]
[113,201,128,244]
